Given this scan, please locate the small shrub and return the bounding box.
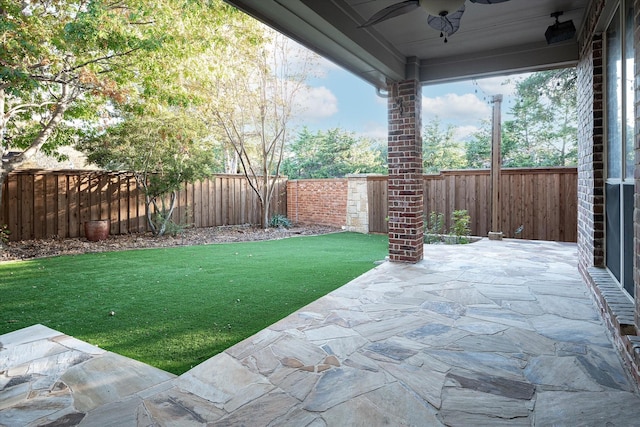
[449,210,471,244]
[269,214,292,229]
[152,210,192,237]
[0,224,10,245]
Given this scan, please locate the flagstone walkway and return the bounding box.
[2,239,640,426]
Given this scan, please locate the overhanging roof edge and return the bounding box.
[224,0,407,88]
[419,40,579,84]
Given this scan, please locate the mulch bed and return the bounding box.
[0,225,340,263]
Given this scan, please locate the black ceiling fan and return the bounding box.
[360,0,511,42]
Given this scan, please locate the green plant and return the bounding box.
[150,205,193,237]
[449,210,471,244]
[0,224,10,245]
[269,214,292,229]
[424,211,445,244]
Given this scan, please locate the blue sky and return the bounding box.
[295,56,524,141]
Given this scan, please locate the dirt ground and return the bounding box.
[0,224,340,263]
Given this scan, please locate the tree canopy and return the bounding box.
[281,127,387,179]
[0,0,247,207]
[79,110,216,235]
[422,118,466,173]
[465,69,578,169]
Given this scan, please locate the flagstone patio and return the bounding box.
[2,239,640,426]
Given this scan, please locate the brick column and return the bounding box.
[388,79,423,263]
[577,33,605,274]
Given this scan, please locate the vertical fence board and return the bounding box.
[44,174,57,238]
[135,179,146,233]
[57,175,68,238]
[67,174,79,237]
[78,174,91,236]
[20,174,33,239]
[89,173,100,222]
[202,179,210,227]
[234,177,244,224]
[99,174,110,223]
[33,174,45,239]
[500,173,511,238]
[107,174,118,234]
[7,176,18,236]
[120,176,131,234]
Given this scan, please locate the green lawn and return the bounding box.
[0,232,387,374]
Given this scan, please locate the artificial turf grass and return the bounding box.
[0,232,387,374]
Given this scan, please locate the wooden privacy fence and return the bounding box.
[367,167,578,242]
[1,170,286,241]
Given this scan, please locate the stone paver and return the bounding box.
[2,239,640,426]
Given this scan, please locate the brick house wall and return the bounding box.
[577,1,605,273]
[286,179,347,228]
[577,0,640,383]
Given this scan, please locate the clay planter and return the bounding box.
[84,220,110,241]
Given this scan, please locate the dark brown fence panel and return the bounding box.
[1,170,286,241]
[368,168,577,242]
[367,176,388,233]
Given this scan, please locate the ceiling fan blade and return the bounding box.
[468,0,511,4]
[427,6,465,37]
[359,0,420,28]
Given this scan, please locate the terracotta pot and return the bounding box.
[84,220,110,241]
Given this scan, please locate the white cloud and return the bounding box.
[422,93,491,124]
[453,125,480,140]
[293,85,339,120]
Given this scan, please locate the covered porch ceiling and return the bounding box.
[224,0,591,88]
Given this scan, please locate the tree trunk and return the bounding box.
[0,86,71,216]
[261,173,269,229]
[0,170,6,227]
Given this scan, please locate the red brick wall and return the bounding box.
[577,0,606,273]
[577,0,640,386]
[286,179,347,227]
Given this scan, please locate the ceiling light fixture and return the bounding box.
[360,0,510,42]
[545,11,576,44]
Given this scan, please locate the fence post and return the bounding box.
[489,94,504,240]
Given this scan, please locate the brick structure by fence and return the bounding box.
[1,170,286,241]
[286,179,347,228]
[287,168,578,242]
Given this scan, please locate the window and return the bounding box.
[605,0,635,296]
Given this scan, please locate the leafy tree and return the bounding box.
[0,0,240,213]
[79,110,216,236]
[1,1,159,207]
[422,117,467,173]
[462,69,577,169]
[465,120,491,168]
[204,28,318,228]
[502,69,577,167]
[281,127,386,179]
